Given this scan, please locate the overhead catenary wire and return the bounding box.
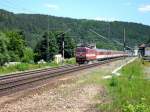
[0,0,133,51]
[89,29,109,41]
[89,29,133,50]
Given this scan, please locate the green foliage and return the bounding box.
[123,101,150,112]
[0,9,150,65]
[6,31,26,58]
[64,58,76,64]
[64,36,75,58]
[48,32,59,60]
[0,9,150,50]
[35,32,59,62]
[15,63,29,71]
[0,32,9,65]
[35,31,76,62]
[8,51,20,62]
[22,47,34,63]
[109,76,118,87]
[0,32,8,52]
[0,53,9,66]
[0,58,76,75]
[146,38,150,44]
[0,31,28,65]
[100,60,150,112]
[56,33,76,58]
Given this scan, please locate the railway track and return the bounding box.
[0,58,122,97]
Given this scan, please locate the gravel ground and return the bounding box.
[0,58,133,112]
[1,84,101,112]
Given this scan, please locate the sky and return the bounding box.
[0,0,150,25]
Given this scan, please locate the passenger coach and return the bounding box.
[76,47,127,64]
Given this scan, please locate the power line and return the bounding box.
[89,29,122,45]
[89,29,133,50]
[89,29,108,41]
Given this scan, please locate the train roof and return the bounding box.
[77,47,124,52]
[94,48,123,52]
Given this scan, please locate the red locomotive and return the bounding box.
[76,47,128,64]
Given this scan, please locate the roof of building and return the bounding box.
[139,43,150,48]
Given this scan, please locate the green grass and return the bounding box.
[0,63,56,76]
[98,60,150,112]
[64,58,76,65]
[0,58,76,76]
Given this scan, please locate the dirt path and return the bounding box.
[0,58,133,112]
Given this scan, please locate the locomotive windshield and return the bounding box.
[76,48,86,52]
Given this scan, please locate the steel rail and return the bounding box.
[0,58,122,96]
[0,64,77,81]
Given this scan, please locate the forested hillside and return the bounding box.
[0,9,150,50]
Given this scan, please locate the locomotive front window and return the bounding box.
[76,48,86,52]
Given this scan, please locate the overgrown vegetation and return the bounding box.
[0,30,75,66]
[0,63,56,76]
[64,58,76,65]
[0,31,27,65]
[0,58,76,75]
[0,29,76,74]
[34,32,75,62]
[99,60,150,112]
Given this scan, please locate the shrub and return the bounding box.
[64,58,76,64]
[109,76,118,87]
[22,47,34,63]
[123,101,150,112]
[16,63,29,71]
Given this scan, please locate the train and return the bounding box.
[75,47,128,64]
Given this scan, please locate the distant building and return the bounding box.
[139,43,150,61]
[133,46,138,56]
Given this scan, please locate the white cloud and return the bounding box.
[93,17,117,22]
[138,4,150,12]
[44,3,59,11]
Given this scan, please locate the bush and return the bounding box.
[101,60,150,112]
[123,101,150,112]
[109,76,118,87]
[64,58,76,64]
[22,47,34,63]
[9,51,20,62]
[16,63,29,71]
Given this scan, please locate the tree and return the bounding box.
[8,51,20,62]
[56,33,76,58]
[22,47,34,63]
[6,31,26,61]
[48,32,59,60]
[1,9,150,50]
[64,36,75,58]
[34,32,58,62]
[0,32,10,66]
[146,38,150,44]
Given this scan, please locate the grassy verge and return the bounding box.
[98,60,150,112]
[64,58,76,65]
[0,58,76,76]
